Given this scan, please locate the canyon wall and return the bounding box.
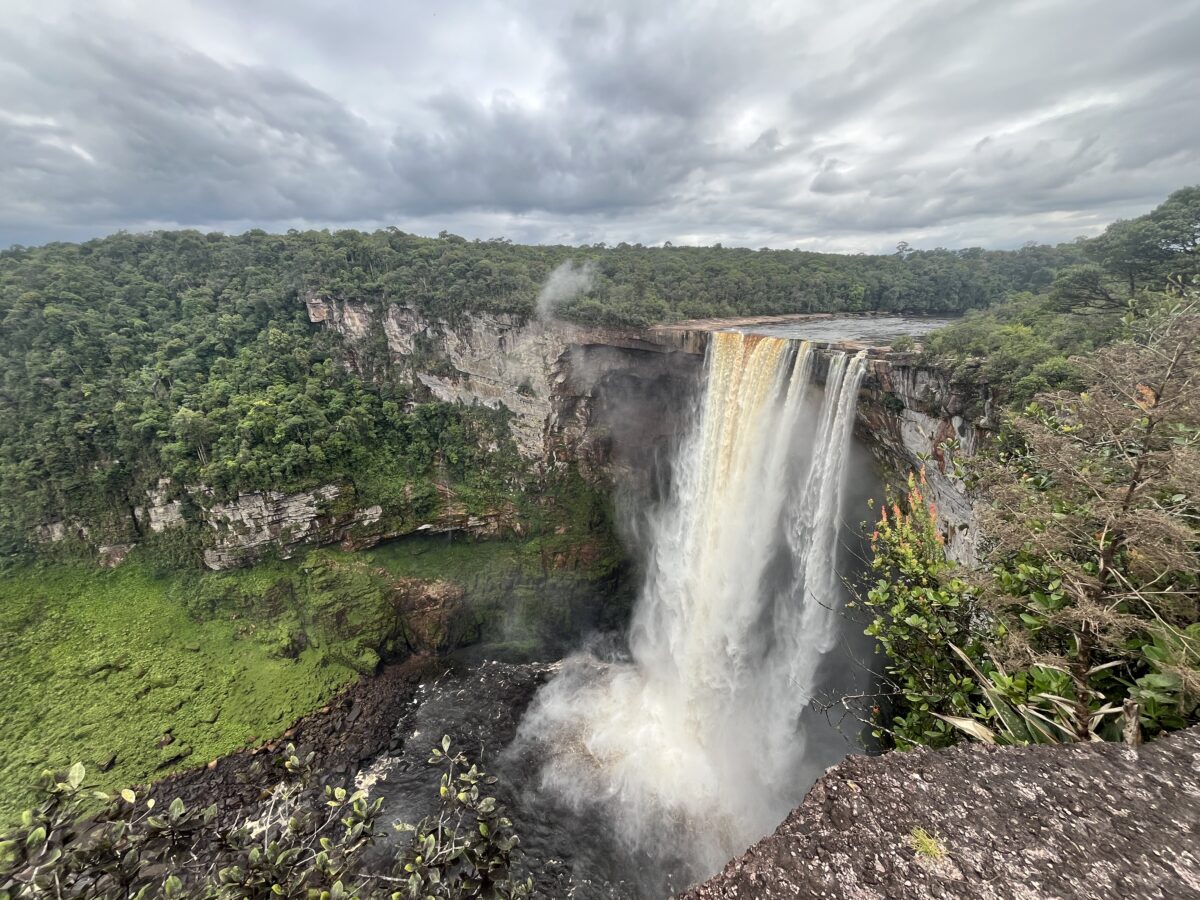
[304,292,699,468]
[848,353,993,564]
[37,298,699,569]
[39,300,984,569]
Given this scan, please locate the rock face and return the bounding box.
[35,519,89,544]
[200,485,346,569]
[304,293,700,467]
[681,726,1200,899]
[306,293,574,458]
[853,353,994,564]
[390,578,468,654]
[97,543,134,568]
[199,484,507,570]
[545,342,701,483]
[137,478,185,533]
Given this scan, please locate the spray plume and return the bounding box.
[536,259,596,319]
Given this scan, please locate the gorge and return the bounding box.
[326,323,903,897]
[8,301,987,891]
[6,264,1197,897]
[2,12,1197,883]
[298,309,984,894]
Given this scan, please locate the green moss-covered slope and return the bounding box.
[0,506,630,823]
[0,561,354,823]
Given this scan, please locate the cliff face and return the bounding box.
[35,299,699,569]
[307,293,566,459]
[31,480,508,570]
[194,486,507,569]
[853,353,993,564]
[681,726,1200,899]
[37,304,982,569]
[304,293,697,466]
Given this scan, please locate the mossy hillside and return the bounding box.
[0,536,629,824]
[0,553,450,824]
[0,561,357,824]
[168,554,403,676]
[360,474,633,656]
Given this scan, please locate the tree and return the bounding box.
[1048,264,1126,313]
[1086,218,1169,297]
[978,288,1200,739]
[1149,185,1200,257]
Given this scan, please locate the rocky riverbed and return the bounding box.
[147,649,682,897]
[146,649,1200,900]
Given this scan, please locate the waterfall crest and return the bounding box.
[516,332,868,878]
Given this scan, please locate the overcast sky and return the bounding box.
[2,0,1198,252]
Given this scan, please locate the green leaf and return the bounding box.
[67,762,85,789]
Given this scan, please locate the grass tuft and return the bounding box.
[907,827,946,859]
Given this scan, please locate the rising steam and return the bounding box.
[512,333,868,885]
[536,259,596,319]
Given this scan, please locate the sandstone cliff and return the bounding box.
[303,292,696,466]
[36,304,985,569]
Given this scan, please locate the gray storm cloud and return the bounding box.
[1,0,1198,249]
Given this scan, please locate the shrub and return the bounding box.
[0,739,530,899]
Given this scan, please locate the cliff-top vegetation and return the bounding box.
[2,187,1195,559]
[865,280,1199,750]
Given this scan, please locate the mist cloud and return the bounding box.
[1,0,1198,250]
[536,260,596,319]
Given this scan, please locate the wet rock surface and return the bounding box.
[146,655,437,819]
[357,659,677,899]
[681,727,1200,900]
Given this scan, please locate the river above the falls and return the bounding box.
[725,313,956,343]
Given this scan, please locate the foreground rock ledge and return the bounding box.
[682,728,1200,899]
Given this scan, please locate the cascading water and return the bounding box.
[514,332,868,886]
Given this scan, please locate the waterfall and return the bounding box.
[515,332,868,879]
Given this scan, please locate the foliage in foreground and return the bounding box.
[865,287,1200,749]
[0,739,529,900]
